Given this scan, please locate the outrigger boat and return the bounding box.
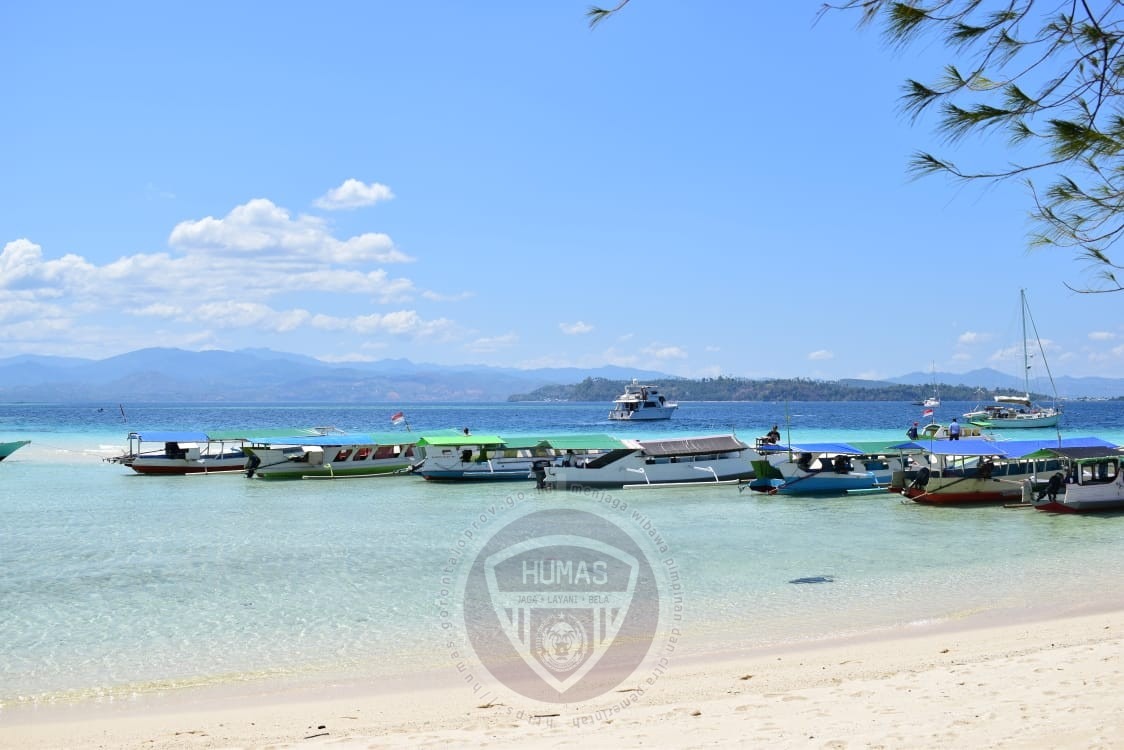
[745,441,907,495]
[1027,447,1124,513]
[893,436,1118,505]
[106,429,324,475]
[0,439,30,461]
[243,432,422,480]
[541,434,754,489]
[412,433,621,482]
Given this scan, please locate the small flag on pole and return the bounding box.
[922,408,934,418]
[391,411,406,425]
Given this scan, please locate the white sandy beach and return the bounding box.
[5,608,1124,749]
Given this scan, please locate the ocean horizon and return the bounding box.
[3,400,1124,713]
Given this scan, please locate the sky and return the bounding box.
[2,1,1122,383]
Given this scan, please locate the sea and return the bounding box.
[2,399,1124,714]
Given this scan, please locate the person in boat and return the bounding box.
[907,422,919,440]
[977,459,994,480]
[948,418,961,441]
[1037,472,1065,502]
[765,425,781,444]
[796,452,812,471]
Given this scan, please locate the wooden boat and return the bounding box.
[608,380,678,421]
[413,433,621,482]
[894,436,1118,505]
[542,434,754,489]
[0,439,30,461]
[243,432,421,479]
[106,429,323,475]
[1029,447,1124,513]
[746,441,906,495]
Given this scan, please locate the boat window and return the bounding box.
[353,447,371,461]
[333,449,352,462]
[374,445,397,459]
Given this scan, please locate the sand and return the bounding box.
[4,609,1123,749]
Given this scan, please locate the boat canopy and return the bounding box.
[784,442,869,455]
[892,436,1118,458]
[128,431,211,443]
[536,434,627,451]
[637,434,748,457]
[129,428,327,443]
[415,434,507,447]
[1018,446,1124,461]
[252,432,416,447]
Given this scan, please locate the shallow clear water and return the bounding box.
[1,400,1122,706]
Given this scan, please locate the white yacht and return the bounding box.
[608,379,678,421]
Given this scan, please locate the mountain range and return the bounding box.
[0,348,1119,402]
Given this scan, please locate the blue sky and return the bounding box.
[2,1,1121,382]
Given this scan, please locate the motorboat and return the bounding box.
[412,433,622,481]
[893,436,1117,505]
[746,441,907,495]
[542,434,754,489]
[105,429,323,475]
[1030,447,1124,513]
[608,380,677,421]
[0,439,30,461]
[243,432,420,479]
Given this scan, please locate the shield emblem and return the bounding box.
[484,534,639,693]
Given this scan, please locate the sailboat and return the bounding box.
[912,363,940,407]
[964,289,1061,429]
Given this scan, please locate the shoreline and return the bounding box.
[5,604,1124,749]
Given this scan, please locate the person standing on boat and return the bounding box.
[907,422,919,440]
[948,418,961,440]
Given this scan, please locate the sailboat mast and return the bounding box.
[1020,288,1030,397]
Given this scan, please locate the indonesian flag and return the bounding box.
[922,408,934,417]
[391,411,405,425]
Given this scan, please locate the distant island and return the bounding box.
[508,376,1086,403]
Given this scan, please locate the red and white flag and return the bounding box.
[922,408,934,417]
[391,411,406,425]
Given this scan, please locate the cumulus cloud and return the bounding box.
[314,179,395,210]
[958,331,990,345]
[0,192,458,356]
[169,198,413,264]
[808,350,834,361]
[1089,331,1116,341]
[560,321,593,335]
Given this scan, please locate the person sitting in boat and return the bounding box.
[796,452,812,471]
[832,454,851,473]
[765,425,781,444]
[977,459,994,480]
[907,422,919,440]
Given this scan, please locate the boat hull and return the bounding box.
[544,455,754,489]
[130,456,248,475]
[0,439,30,461]
[245,443,415,480]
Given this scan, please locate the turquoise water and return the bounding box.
[2,400,1123,708]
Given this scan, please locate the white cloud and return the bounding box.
[560,321,593,335]
[643,344,687,360]
[808,350,834,361]
[314,179,395,210]
[958,331,990,345]
[466,333,519,353]
[1089,331,1116,341]
[422,290,474,302]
